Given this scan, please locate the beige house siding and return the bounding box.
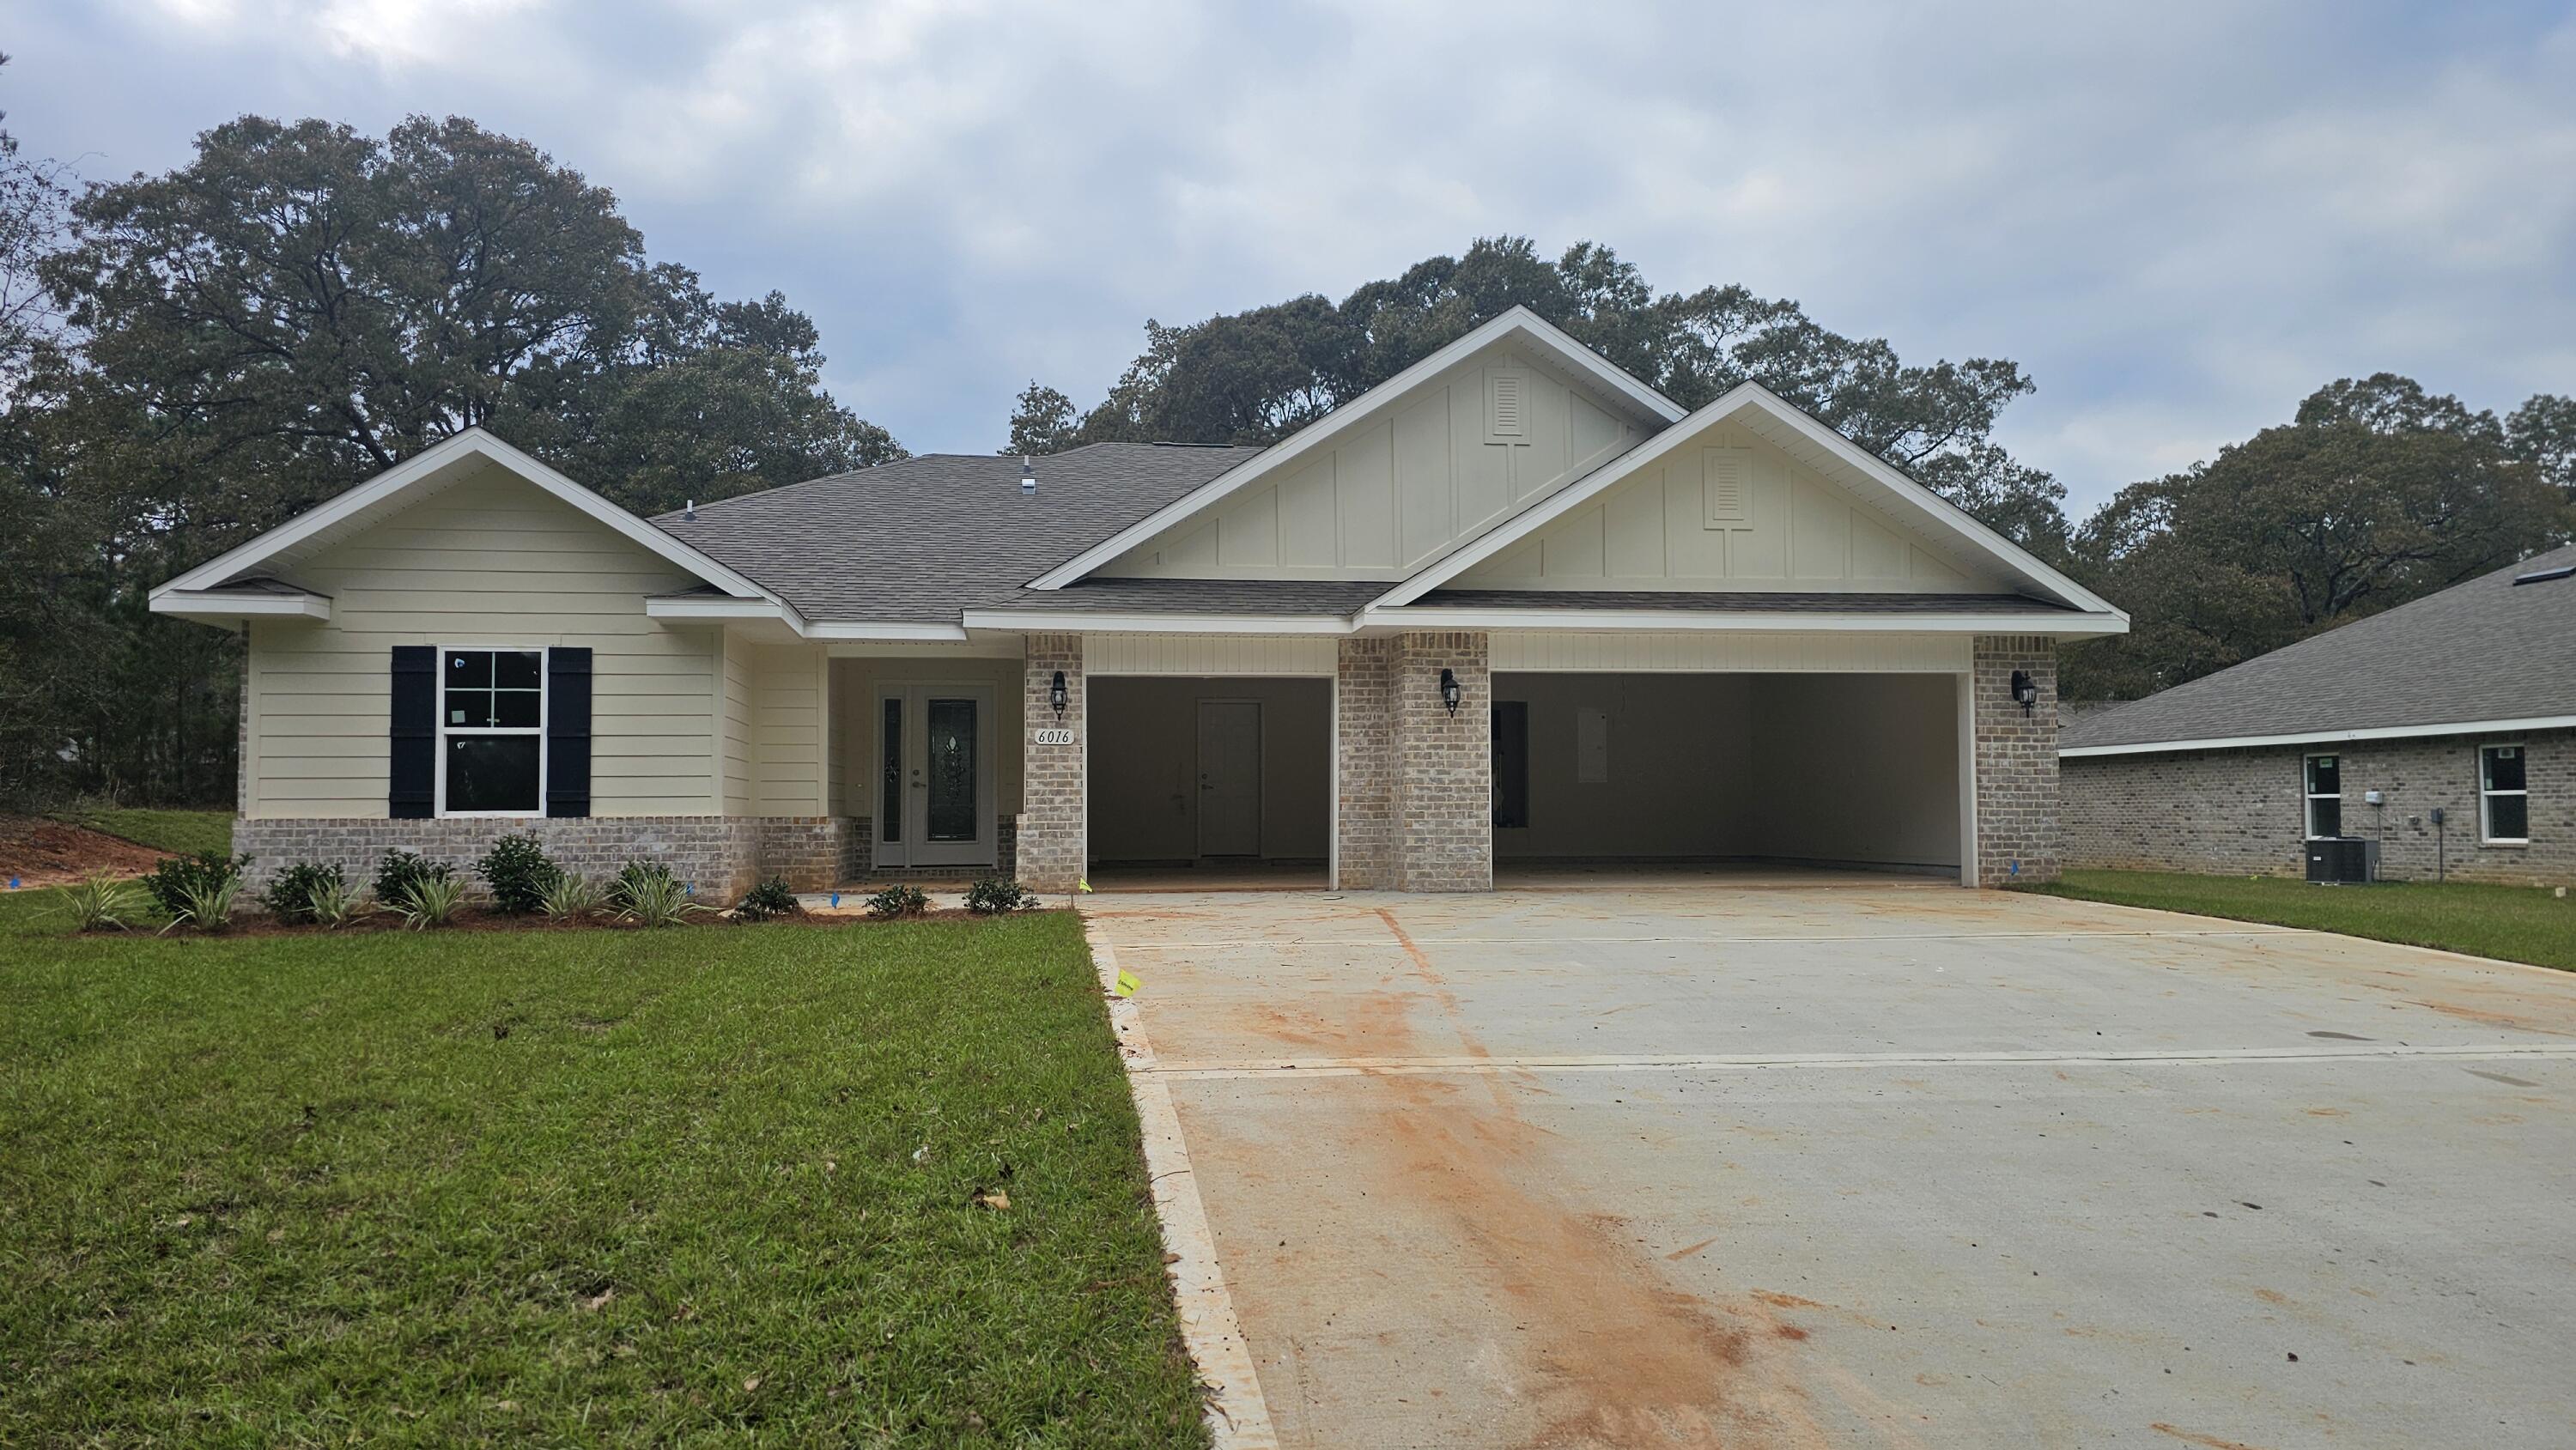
[746,642,829,816]
[243,465,720,819]
[1101,343,1656,581]
[1455,417,1997,593]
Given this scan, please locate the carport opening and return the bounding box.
[1086,676,1331,889]
[1492,671,1963,883]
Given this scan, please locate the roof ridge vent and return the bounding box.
[1020,457,1036,495]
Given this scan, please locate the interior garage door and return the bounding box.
[1492,671,1962,877]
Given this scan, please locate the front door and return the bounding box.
[1196,700,1263,858]
[874,683,994,869]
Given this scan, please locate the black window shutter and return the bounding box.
[546,646,593,818]
[388,646,436,819]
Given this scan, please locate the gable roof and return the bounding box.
[151,428,784,621]
[1370,381,2123,617]
[656,444,1257,624]
[2061,542,2576,755]
[1024,306,1687,591]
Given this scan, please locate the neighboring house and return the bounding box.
[2061,543,2576,885]
[150,306,2124,896]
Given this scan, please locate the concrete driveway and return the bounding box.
[1084,880,2576,1450]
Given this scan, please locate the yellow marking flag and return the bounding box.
[1111,968,1140,998]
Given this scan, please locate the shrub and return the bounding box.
[612,860,710,928]
[306,877,374,929]
[964,877,1037,915]
[57,873,142,932]
[142,851,247,920]
[260,862,346,925]
[732,876,802,923]
[158,871,243,935]
[476,834,561,915]
[374,850,456,907]
[539,872,605,923]
[865,883,931,919]
[394,872,466,930]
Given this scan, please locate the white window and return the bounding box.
[2480,744,2529,844]
[439,648,545,816]
[2303,754,2342,838]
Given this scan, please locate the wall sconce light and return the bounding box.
[2009,669,2038,717]
[1049,670,1069,720]
[1439,667,1462,717]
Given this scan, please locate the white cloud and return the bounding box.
[10,0,2575,507]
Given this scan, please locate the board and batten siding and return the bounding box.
[1100,343,1655,581]
[1491,630,1971,673]
[1456,416,1997,593]
[245,464,722,819]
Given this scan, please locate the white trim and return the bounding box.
[1364,604,2123,636]
[805,621,975,642]
[1955,669,1978,888]
[1366,382,2127,621]
[433,645,549,820]
[2061,713,2576,758]
[150,428,799,624]
[1024,306,1686,592]
[644,596,787,622]
[149,588,332,622]
[2302,751,2342,840]
[963,609,1359,635]
[2479,742,2530,846]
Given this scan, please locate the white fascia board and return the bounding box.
[151,428,789,616]
[1369,382,2128,623]
[1024,306,1684,592]
[645,596,787,622]
[149,590,332,624]
[2060,714,2576,758]
[801,621,975,642]
[960,609,1360,636]
[1361,605,2128,636]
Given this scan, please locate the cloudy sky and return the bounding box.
[9,0,2573,513]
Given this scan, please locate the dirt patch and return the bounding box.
[0,815,173,888]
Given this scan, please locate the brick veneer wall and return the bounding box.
[1334,638,1396,889]
[2063,728,2574,885]
[233,816,776,900]
[1973,634,2061,886]
[1018,634,1086,893]
[1392,631,1493,892]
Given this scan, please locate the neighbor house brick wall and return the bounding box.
[2063,728,2575,886]
[1392,631,1492,893]
[233,816,772,901]
[1973,634,2060,886]
[1018,634,1085,893]
[1334,638,1396,889]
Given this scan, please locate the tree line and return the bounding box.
[1008,238,2573,700]
[3,90,2567,805]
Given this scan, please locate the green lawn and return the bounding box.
[0,893,1207,1447]
[2036,869,2576,972]
[48,805,234,858]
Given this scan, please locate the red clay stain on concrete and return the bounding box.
[2150,1423,2271,1450]
[1665,1236,1722,1262]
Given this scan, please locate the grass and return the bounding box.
[2035,869,2576,973]
[47,806,234,858]
[0,892,1208,1447]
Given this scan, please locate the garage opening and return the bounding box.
[1492,672,1963,883]
[1087,676,1332,889]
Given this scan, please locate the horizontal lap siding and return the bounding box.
[246,464,720,819]
[749,643,827,816]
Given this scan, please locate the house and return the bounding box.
[149,306,2125,897]
[2060,543,2576,885]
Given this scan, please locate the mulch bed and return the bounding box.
[0,815,173,889]
[92,904,1032,938]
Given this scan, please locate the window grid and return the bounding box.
[439,647,547,817]
[2302,754,2342,839]
[2480,744,2529,845]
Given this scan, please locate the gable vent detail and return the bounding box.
[1703,447,1753,529]
[1485,368,1528,441]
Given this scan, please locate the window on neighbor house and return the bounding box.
[441,648,545,815]
[2481,744,2529,844]
[2303,754,2342,838]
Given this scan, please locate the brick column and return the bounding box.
[1334,638,1395,889]
[1019,634,1085,893]
[1393,631,1492,892]
[1972,634,2060,886]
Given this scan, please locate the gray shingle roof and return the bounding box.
[1412,589,2073,613]
[651,443,1260,622]
[982,578,1391,615]
[2061,543,2576,751]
